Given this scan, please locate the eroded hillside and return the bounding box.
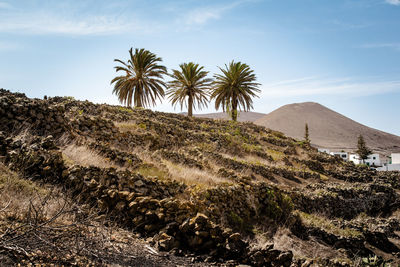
[1,89,400,266]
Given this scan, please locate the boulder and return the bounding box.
[157,233,176,251]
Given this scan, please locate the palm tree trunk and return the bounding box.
[136,88,143,108]
[136,99,143,108]
[231,101,238,121]
[188,94,193,117]
[232,110,238,121]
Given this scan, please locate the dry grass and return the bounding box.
[296,211,362,238]
[61,143,119,169]
[0,162,72,226]
[135,164,169,179]
[0,163,159,266]
[0,164,46,197]
[266,149,285,161]
[114,121,146,133]
[247,224,278,251]
[129,147,159,163]
[221,150,282,167]
[272,228,349,262]
[162,160,231,187]
[109,145,231,187]
[0,164,204,266]
[242,154,272,167]
[391,209,400,220]
[109,146,228,187]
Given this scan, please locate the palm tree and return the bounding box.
[111,48,167,108]
[167,62,212,117]
[211,61,260,121]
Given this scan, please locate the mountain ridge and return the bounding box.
[255,102,400,154]
[193,111,266,122]
[193,102,400,154]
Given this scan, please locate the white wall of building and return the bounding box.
[318,148,330,154]
[349,154,360,164]
[330,152,349,161]
[349,153,381,166]
[392,153,400,164]
[380,156,390,166]
[377,164,400,171]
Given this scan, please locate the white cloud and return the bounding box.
[261,76,400,98]
[182,0,247,26]
[0,1,148,36]
[0,0,256,35]
[385,0,400,5]
[0,12,135,35]
[185,8,222,25]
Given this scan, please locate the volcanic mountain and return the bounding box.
[254,102,400,154]
[194,103,400,154]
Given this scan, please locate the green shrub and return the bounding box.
[264,189,293,221]
[119,106,133,113]
[228,211,252,233]
[360,255,391,266]
[138,123,147,130]
[272,131,285,139]
[136,164,167,179]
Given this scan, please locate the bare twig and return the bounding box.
[0,200,11,213]
[1,199,68,244]
[32,232,62,252]
[0,223,30,240]
[0,244,30,257]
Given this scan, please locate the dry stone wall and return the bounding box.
[2,89,400,266]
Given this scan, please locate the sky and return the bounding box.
[0,0,400,135]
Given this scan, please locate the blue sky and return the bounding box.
[0,0,400,135]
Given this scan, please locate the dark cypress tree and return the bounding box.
[304,123,310,145]
[356,134,372,164]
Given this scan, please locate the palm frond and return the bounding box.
[111,47,167,108]
[166,62,212,115]
[211,61,260,120]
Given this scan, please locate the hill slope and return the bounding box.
[1,89,400,266]
[255,102,400,153]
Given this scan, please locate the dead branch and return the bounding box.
[0,200,11,213]
[0,198,68,244]
[32,232,62,252]
[0,244,30,258]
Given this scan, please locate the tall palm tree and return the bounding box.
[111,48,167,108]
[211,61,261,121]
[167,62,212,117]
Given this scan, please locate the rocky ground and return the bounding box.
[0,88,400,266]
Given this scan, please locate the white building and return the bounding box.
[377,164,400,171]
[380,155,390,166]
[330,152,349,161]
[392,153,400,164]
[377,153,400,171]
[318,148,330,154]
[349,153,381,167]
